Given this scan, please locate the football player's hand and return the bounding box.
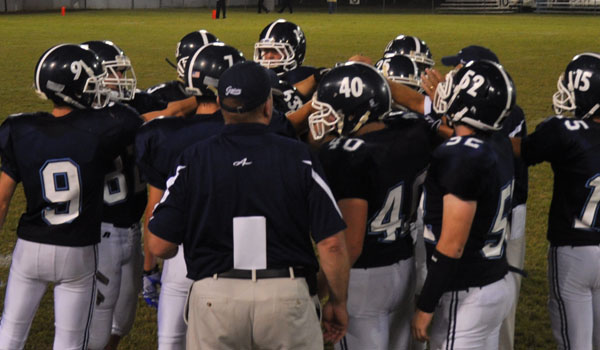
[412,309,433,342]
[421,68,444,100]
[142,266,161,309]
[321,300,348,344]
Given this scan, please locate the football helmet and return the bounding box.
[176,30,220,80]
[553,52,600,119]
[183,43,245,97]
[81,40,136,101]
[383,35,434,72]
[34,44,110,109]
[433,60,515,132]
[308,62,391,140]
[375,54,422,92]
[254,19,306,74]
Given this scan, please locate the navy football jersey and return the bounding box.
[145,80,188,103]
[423,132,513,289]
[500,105,528,207]
[0,104,141,246]
[126,90,168,115]
[149,123,346,280]
[522,116,600,246]
[135,112,224,190]
[102,117,146,228]
[280,66,319,85]
[319,114,434,268]
[272,80,305,115]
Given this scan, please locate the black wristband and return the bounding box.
[143,265,160,276]
[416,249,460,313]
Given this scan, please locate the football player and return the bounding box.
[413,60,516,349]
[141,29,220,312]
[517,53,600,350]
[136,43,244,350]
[80,40,148,350]
[311,62,435,349]
[0,44,141,349]
[146,29,219,102]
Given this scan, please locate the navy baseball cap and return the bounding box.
[218,61,272,113]
[441,45,499,66]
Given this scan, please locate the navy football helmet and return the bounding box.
[375,54,422,92]
[433,60,515,131]
[81,40,136,101]
[553,52,600,119]
[309,62,391,140]
[34,44,110,109]
[383,35,434,73]
[254,19,306,74]
[183,43,245,97]
[176,30,220,80]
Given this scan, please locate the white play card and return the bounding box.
[233,216,267,270]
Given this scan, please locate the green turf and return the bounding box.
[2,8,600,349]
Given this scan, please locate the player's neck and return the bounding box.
[51,106,74,118]
[196,103,219,115]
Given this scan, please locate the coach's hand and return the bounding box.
[322,300,348,344]
[142,265,161,309]
[412,309,433,342]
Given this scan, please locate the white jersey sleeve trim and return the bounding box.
[302,160,342,217]
[424,96,432,116]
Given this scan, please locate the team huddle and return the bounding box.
[0,17,598,350]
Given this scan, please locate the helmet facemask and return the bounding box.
[103,54,136,101]
[308,98,342,141]
[433,70,456,116]
[552,73,576,117]
[254,41,297,73]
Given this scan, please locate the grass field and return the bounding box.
[1,7,600,349]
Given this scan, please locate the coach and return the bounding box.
[147,61,350,349]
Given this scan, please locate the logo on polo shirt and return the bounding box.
[225,86,242,96]
[233,158,253,167]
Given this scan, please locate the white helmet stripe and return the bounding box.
[199,30,209,45]
[265,19,285,39]
[186,44,209,92]
[412,36,420,53]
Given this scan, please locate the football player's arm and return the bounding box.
[293,67,331,98]
[412,193,476,342]
[337,198,368,265]
[142,96,198,121]
[388,80,425,114]
[286,98,316,134]
[0,172,17,230]
[143,185,164,270]
[147,228,178,259]
[316,230,350,343]
[511,137,522,158]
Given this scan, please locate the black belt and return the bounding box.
[216,267,308,280]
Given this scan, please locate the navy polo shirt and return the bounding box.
[149,123,346,280]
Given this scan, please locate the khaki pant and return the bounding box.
[186,276,323,350]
